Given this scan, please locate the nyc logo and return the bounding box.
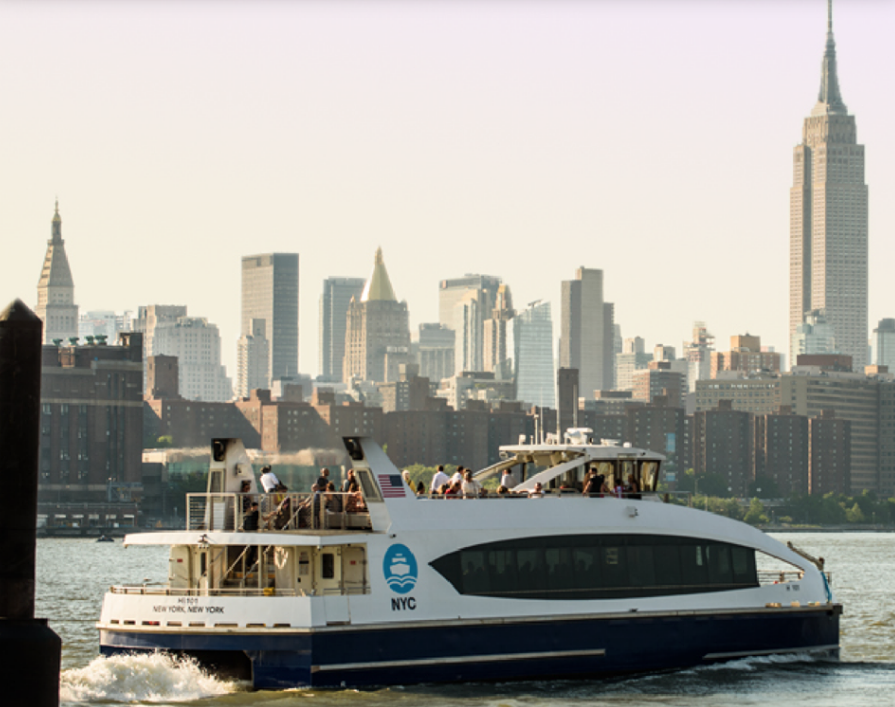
[383,543,418,595]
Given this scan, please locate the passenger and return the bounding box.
[437,482,450,496]
[325,481,343,513]
[626,475,642,500]
[444,480,462,498]
[402,470,415,493]
[263,486,293,530]
[416,480,426,496]
[259,465,280,493]
[528,482,545,498]
[430,465,450,495]
[240,479,253,512]
[499,468,519,491]
[315,469,329,492]
[582,471,603,497]
[613,481,625,498]
[242,501,260,531]
[461,469,483,498]
[451,466,465,485]
[496,485,509,496]
[342,469,359,493]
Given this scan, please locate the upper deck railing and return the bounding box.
[186,492,372,532]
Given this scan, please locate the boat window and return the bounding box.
[639,461,660,492]
[356,469,382,503]
[321,553,335,580]
[430,534,758,600]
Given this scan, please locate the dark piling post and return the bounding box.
[0,300,61,707]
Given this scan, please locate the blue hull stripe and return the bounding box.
[100,606,841,689]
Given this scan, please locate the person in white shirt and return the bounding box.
[451,466,465,486]
[461,469,483,498]
[259,465,280,493]
[499,469,518,490]
[429,465,450,494]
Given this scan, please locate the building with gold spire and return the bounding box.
[343,248,411,384]
[790,0,868,370]
[35,200,79,344]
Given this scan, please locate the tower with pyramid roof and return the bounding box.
[790,0,868,369]
[343,248,411,383]
[35,201,79,344]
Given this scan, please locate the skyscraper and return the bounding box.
[482,283,514,379]
[872,319,895,371]
[790,1,868,369]
[343,248,411,383]
[237,318,269,398]
[241,253,299,384]
[319,277,365,382]
[559,267,614,397]
[513,300,555,408]
[438,274,502,375]
[35,201,79,344]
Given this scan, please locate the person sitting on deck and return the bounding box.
[626,475,642,500]
[342,469,358,493]
[461,469,482,498]
[263,486,294,530]
[527,482,545,498]
[444,480,462,497]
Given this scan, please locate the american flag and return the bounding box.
[378,474,406,498]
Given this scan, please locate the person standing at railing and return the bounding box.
[259,465,280,493]
[430,465,450,495]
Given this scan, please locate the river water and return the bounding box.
[36,532,895,707]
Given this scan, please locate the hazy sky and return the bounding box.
[1,0,893,380]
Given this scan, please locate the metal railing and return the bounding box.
[186,492,372,532]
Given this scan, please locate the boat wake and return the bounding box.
[60,652,240,704]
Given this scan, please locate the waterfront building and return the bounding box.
[753,406,810,496]
[343,248,411,384]
[241,253,300,384]
[560,267,615,395]
[625,397,690,482]
[809,410,851,495]
[513,300,555,409]
[790,2,868,369]
[35,201,79,344]
[38,333,143,504]
[319,277,365,383]
[692,400,754,497]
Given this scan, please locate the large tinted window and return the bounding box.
[430,534,757,600]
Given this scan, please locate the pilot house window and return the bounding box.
[430,534,758,600]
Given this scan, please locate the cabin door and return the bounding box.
[316,547,350,624]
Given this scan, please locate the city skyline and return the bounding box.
[2,1,894,379]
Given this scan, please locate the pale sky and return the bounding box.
[1,0,893,380]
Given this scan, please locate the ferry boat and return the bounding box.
[98,433,840,689]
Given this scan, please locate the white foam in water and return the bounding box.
[60,652,239,703]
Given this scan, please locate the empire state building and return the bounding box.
[790,1,868,370]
